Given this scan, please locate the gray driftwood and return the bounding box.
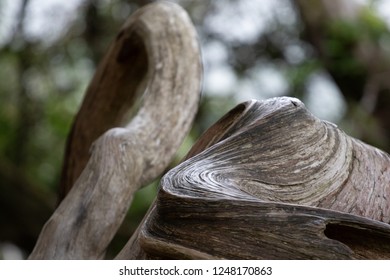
[29,2,390,260]
[29,2,201,259]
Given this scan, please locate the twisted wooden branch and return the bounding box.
[29,2,201,259]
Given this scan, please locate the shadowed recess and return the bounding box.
[324,223,390,259]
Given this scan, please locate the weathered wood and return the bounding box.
[140,197,390,259]
[29,2,201,259]
[58,2,202,200]
[28,2,390,260]
[119,97,390,259]
[181,98,390,221]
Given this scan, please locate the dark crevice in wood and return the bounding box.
[324,223,390,259]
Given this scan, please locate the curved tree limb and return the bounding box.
[29,2,201,259]
[59,2,201,200]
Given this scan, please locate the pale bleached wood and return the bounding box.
[58,1,203,200]
[28,2,201,259]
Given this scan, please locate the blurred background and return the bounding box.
[1,0,390,259]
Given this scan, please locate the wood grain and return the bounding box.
[170,97,390,221]
[128,97,390,259]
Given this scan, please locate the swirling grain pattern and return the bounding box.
[162,97,390,223]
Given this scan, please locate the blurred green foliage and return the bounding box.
[359,7,388,40]
[325,20,365,75]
